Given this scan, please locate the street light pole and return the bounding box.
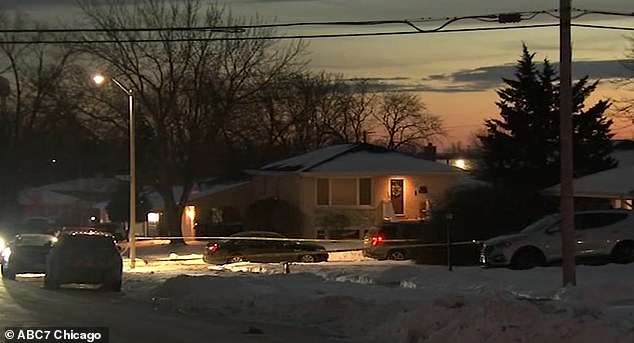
[93,74,137,269]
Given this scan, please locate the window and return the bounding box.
[317,178,329,206]
[576,212,628,230]
[316,178,373,206]
[331,179,357,205]
[359,178,372,205]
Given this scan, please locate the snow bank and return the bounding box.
[123,240,634,342]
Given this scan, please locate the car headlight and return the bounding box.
[1,247,11,261]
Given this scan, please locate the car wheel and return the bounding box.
[1,265,16,281]
[226,255,245,264]
[106,278,122,292]
[611,241,634,264]
[511,249,545,270]
[44,274,59,290]
[387,250,406,261]
[299,254,316,263]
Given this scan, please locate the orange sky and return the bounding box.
[7,1,634,150]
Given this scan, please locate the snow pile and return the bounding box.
[145,265,634,343]
[123,240,634,342]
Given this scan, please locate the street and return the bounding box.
[0,276,350,343]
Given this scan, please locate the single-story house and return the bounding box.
[541,164,634,210]
[540,141,634,210]
[18,177,119,225]
[244,143,464,238]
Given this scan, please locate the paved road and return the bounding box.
[0,276,352,343]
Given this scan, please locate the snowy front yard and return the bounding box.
[121,240,634,343]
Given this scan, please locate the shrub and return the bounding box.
[244,198,303,237]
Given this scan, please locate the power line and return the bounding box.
[572,8,634,18]
[0,8,630,45]
[0,23,561,45]
[0,10,556,34]
[571,23,634,31]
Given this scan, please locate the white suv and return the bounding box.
[480,210,634,269]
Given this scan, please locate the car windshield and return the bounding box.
[14,234,56,247]
[520,214,560,234]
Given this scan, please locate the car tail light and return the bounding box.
[207,244,218,253]
[371,234,385,246]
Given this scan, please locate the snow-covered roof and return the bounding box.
[18,188,80,206]
[259,144,354,172]
[18,177,120,206]
[542,165,634,198]
[143,178,252,210]
[188,180,251,201]
[257,143,461,175]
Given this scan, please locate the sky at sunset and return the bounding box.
[3,0,634,149]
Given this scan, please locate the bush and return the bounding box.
[413,243,483,266]
[426,185,557,243]
[244,198,303,237]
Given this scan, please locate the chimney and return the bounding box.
[422,143,437,161]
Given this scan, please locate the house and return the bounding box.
[540,140,634,210]
[246,143,464,238]
[541,165,634,210]
[18,177,119,226]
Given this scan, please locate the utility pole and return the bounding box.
[560,0,576,286]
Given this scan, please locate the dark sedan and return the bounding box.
[203,231,329,264]
[1,233,57,280]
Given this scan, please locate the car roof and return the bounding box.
[230,231,286,238]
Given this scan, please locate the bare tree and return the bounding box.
[371,92,444,152]
[614,36,634,123]
[77,0,306,237]
[0,12,86,221]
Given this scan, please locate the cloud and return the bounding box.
[422,59,634,92]
[347,59,634,94]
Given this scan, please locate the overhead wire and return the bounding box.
[0,8,630,45]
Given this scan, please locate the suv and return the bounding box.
[45,231,123,291]
[480,210,634,269]
[1,234,57,280]
[363,221,427,260]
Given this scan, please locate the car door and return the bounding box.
[576,212,628,256]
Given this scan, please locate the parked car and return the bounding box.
[45,231,123,291]
[480,210,634,269]
[92,222,128,242]
[203,231,329,264]
[363,221,427,260]
[1,233,57,280]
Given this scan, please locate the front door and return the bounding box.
[390,179,404,216]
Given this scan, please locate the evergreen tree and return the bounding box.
[478,45,616,191]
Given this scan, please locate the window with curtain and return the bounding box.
[316,177,373,206]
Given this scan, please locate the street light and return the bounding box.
[92,73,138,269]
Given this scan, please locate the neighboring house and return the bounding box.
[136,177,252,238]
[541,140,634,210]
[541,165,634,210]
[247,143,464,238]
[18,177,119,226]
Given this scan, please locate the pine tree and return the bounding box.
[478,45,616,191]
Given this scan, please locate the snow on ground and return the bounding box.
[121,240,634,343]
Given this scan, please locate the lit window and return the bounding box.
[331,179,357,205]
[317,178,373,206]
